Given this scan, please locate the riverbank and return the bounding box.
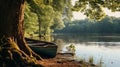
[36,53,98,67]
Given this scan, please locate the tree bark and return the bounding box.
[0,0,42,67]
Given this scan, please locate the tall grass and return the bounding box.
[89,56,94,64]
[78,56,103,67]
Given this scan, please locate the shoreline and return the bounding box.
[36,53,98,67]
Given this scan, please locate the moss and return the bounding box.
[0,37,43,67]
[0,46,42,67]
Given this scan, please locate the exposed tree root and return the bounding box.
[0,37,43,67]
[31,50,43,60]
[0,48,43,67]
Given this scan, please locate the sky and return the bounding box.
[71,0,120,20]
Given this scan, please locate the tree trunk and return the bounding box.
[0,0,42,67]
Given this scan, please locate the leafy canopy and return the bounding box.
[24,0,120,37]
[73,0,120,21]
[24,0,72,36]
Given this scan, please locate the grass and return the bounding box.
[89,56,94,64]
[77,56,103,67]
[98,58,103,67]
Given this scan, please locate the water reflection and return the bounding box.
[53,34,120,42]
[54,35,120,67]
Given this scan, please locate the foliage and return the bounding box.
[66,44,76,53]
[24,0,73,37]
[51,12,65,30]
[54,16,120,34]
[24,3,39,36]
[73,0,120,21]
[25,0,120,35]
[24,0,120,37]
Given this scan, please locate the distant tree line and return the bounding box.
[54,16,120,34]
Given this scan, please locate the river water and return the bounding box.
[53,34,120,67]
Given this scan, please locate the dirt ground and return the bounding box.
[36,53,98,67]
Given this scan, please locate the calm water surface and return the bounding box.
[53,34,120,67]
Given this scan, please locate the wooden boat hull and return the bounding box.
[29,45,57,58]
[26,38,57,58]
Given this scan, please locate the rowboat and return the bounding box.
[25,38,58,58]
